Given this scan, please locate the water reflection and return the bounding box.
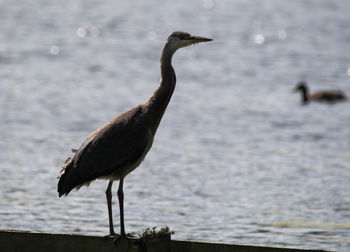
[76,27,87,38]
[50,45,60,55]
[278,29,287,40]
[253,34,265,45]
[203,0,215,9]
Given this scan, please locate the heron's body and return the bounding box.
[294,82,347,104]
[58,105,153,194]
[57,31,212,237]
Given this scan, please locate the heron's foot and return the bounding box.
[104,233,125,247]
[103,233,119,240]
[113,233,137,244]
[104,233,134,247]
[112,234,133,250]
[112,235,123,244]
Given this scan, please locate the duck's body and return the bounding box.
[294,82,347,104]
[309,91,347,102]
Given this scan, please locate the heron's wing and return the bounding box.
[71,106,151,182]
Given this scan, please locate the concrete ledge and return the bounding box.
[0,230,143,252]
[0,230,329,252]
[170,240,327,252]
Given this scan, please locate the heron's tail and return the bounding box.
[57,157,75,197]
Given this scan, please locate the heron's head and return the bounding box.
[166,31,212,52]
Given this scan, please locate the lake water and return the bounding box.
[1,0,350,251]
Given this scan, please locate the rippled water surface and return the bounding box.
[1,0,350,251]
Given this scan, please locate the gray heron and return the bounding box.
[57,31,212,237]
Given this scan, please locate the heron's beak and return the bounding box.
[187,35,213,43]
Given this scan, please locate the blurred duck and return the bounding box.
[294,82,347,104]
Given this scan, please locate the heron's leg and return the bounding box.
[117,177,126,237]
[106,180,116,236]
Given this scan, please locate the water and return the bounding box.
[1,0,350,251]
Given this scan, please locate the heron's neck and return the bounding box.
[146,43,177,132]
